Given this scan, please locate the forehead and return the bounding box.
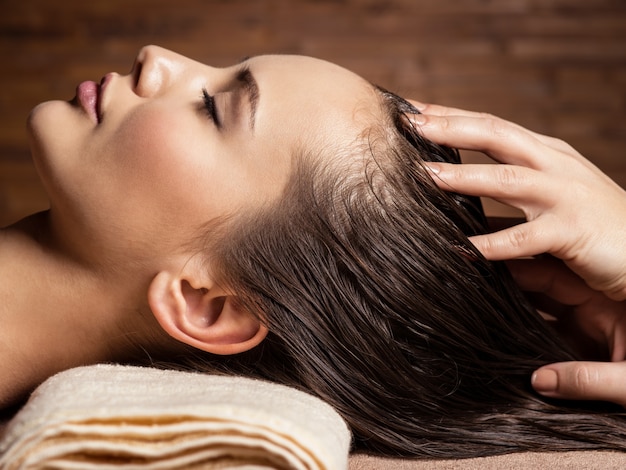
[246,54,378,174]
[248,54,372,94]
[249,54,378,142]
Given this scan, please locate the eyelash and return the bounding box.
[201,88,220,126]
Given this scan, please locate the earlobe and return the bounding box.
[148,271,267,356]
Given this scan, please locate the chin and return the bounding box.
[28,99,88,159]
[27,100,72,143]
[26,101,84,202]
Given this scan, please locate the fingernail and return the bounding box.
[424,163,441,174]
[411,101,427,111]
[532,369,558,393]
[409,114,427,126]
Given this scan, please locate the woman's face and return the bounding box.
[27,46,376,260]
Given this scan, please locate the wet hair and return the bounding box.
[176,87,626,458]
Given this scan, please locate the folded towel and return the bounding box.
[0,364,350,470]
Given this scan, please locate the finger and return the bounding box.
[468,220,555,260]
[412,103,584,157]
[532,361,626,407]
[507,258,594,307]
[411,113,557,169]
[426,162,552,208]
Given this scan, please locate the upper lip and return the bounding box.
[97,73,113,121]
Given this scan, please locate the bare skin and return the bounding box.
[0,213,163,408]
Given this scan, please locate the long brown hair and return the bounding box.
[180,87,626,458]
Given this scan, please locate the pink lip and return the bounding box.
[75,73,113,124]
[76,81,100,123]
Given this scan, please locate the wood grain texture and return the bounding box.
[1,0,625,225]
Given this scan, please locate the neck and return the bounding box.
[0,211,164,408]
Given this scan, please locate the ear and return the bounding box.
[148,270,267,355]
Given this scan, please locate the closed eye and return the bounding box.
[201,88,221,127]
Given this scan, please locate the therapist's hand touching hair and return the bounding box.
[410,103,626,301]
[409,102,626,407]
[508,256,626,407]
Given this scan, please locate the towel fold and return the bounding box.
[0,364,350,470]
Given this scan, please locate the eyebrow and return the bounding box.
[235,65,259,130]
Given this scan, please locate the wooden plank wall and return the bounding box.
[1,0,625,226]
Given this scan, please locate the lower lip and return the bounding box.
[76,81,99,123]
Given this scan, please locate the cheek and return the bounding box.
[113,109,194,187]
[104,107,224,227]
[113,108,189,176]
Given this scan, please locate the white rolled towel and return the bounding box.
[0,364,351,470]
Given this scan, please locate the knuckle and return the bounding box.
[551,137,576,154]
[484,116,510,139]
[507,227,531,251]
[449,163,468,182]
[572,365,598,395]
[438,115,452,133]
[495,165,521,188]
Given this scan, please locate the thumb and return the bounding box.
[532,361,626,407]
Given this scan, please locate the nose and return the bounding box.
[133,45,189,98]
